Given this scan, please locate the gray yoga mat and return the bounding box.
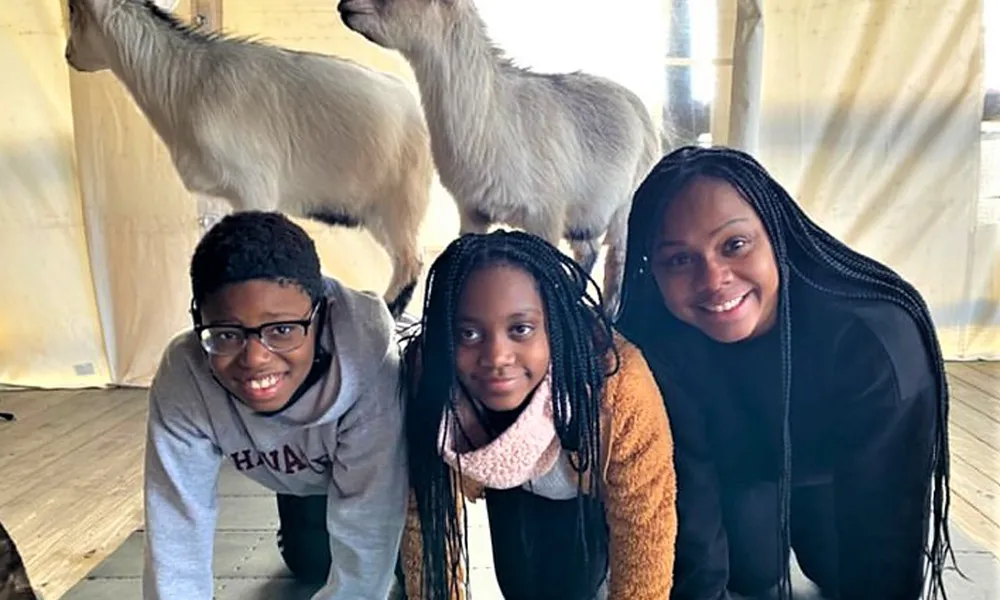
[61,464,327,600]
[62,462,997,599]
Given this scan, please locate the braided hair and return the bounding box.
[400,229,619,599]
[615,145,954,599]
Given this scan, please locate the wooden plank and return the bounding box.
[0,390,146,505]
[4,397,147,599]
[0,390,135,464]
[948,419,1000,488]
[948,377,1000,427]
[948,363,1000,401]
[949,448,1000,531]
[950,491,1000,559]
[24,468,144,600]
[0,389,87,424]
[966,361,1000,383]
[191,0,223,30]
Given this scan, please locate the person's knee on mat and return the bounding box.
[276,493,331,584]
[275,492,409,593]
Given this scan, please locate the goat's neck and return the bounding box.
[101,10,204,140]
[405,10,503,163]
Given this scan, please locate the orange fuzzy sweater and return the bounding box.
[400,335,677,600]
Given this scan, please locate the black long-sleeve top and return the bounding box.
[643,277,939,600]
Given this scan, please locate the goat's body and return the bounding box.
[81,2,433,316]
[425,63,652,236]
[341,0,659,312]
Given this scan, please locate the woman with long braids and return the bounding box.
[398,229,678,600]
[615,145,954,600]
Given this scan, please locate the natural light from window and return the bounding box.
[689,0,718,105]
[685,1,996,106]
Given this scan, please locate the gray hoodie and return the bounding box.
[141,278,407,600]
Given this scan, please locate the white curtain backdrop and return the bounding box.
[715,0,994,359]
[0,0,992,390]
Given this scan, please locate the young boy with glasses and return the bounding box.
[142,211,408,600]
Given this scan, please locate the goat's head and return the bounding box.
[64,0,117,72]
[65,0,178,72]
[337,0,461,53]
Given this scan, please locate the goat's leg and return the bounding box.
[521,211,566,250]
[367,208,423,320]
[235,176,281,213]
[458,208,491,236]
[601,202,631,318]
[569,238,601,274]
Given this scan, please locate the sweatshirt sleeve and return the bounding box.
[830,315,938,598]
[142,351,223,600]
[601,341,678,600]
[645,353,734,600]
[315,350,409,599]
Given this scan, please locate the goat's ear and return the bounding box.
[151,0,180,10]
[83,0,124,19]
[81,0,113,18]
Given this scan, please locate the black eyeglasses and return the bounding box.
[195,303,321,356]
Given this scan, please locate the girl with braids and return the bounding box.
[615,145,954,600]
[398,229,678,600]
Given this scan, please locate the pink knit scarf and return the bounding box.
[437,376,565,490]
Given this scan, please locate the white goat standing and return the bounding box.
[65,0,434,318]
[338,0,661,314]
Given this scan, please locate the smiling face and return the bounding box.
[650,176,780,343]
[199,280,317,413]
[453,265,551,412]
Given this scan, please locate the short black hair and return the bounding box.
[189,211,324,313]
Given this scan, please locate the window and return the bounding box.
[663,1,999,136]
[983,0,998,225]
[984,0,998,123]
[662,0,718,148]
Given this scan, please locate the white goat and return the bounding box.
[338,0,661,314]
[65,0,434,318]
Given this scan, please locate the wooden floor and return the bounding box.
[0,362,998,600]
[944,362,1000,555]
[0,387,149,600]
